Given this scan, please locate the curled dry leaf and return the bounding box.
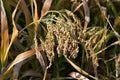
[3,46,42,79]
[20,0,31,25]
[65,56,97,80]
[1,0,9,68]
[13,59,30,79]
[13,61,24,79]
[33,0,39,31]
[41,0,52,17]
[73,2,83,13]
[1,0,21,71]
[33,0,47,72]
[20,0,34,44]
[82,0,90,29]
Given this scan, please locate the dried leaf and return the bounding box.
[13,61,24,79]
[73,2,83,13]
[93,40,120,57]
[20,0,31,25]
[1,0,22,69]
[3,0,22,66]
[82,0,90,30]
[41,0,52,17]
[33,0,39,31]
[35,51,47,71]
[106,17,120,38]
[1,0,9,68]
[3,46,42,79]
[4,0,16,7]
[65,56,97,80]
[33,0,47,72]
[13,59,29,79]
[20,0,35,45]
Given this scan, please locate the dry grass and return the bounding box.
[0,0,120,80]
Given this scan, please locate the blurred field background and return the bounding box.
[0,0,120,80]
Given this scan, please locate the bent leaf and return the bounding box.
[65,56,97,80]
[33,0,39,31]
[41,0,52,17]
[0,0,9,68]
[1,0,9,69]
[3,46,42,79]
[1,0,21,79]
